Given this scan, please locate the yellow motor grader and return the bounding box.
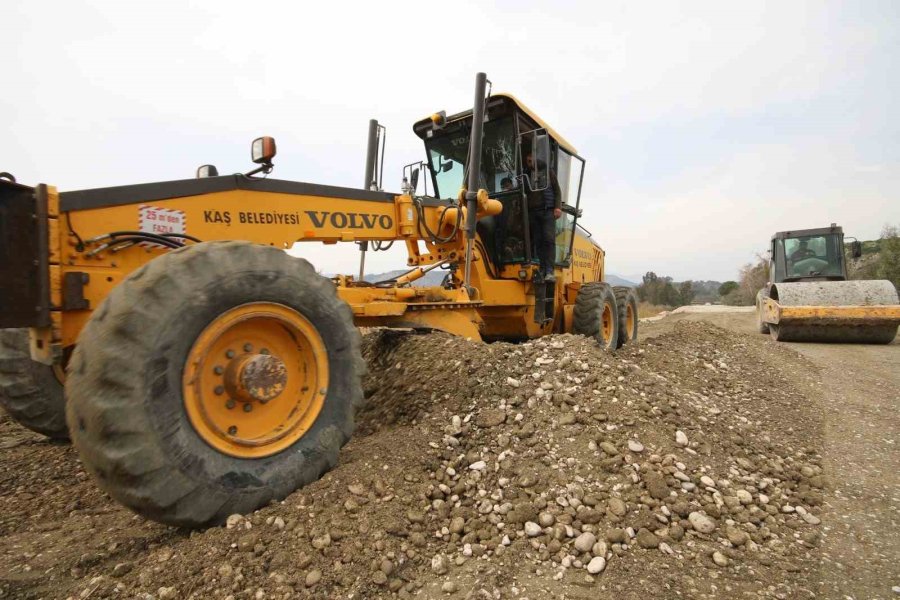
[0,73,638,527]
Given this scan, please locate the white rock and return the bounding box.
[758,493,770,504]
[586,556,606,574]
[782,505,796,514]
[506,377,521,388]
[688,512,717,534]
[675,431,689,446]
[700,476,716,488]
[591,541,608,557]
[225,514,244,529]
[272,517,285,530]
[524,522,542,537]
[431,554,449,575]
[712,551,728,567]
[659,542,674,555]
[469,461,486,471]
[574,532,596,553]
[801,512,821,525]
[627,440,644,453]
[736,489,753,505]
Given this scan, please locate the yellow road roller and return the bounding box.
[756,224,900,343]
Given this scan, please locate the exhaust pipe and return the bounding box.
[359,119,380,280]
[462,72,488,295]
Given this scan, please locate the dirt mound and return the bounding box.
[0,322,827,600]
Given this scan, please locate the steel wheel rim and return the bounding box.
[602,302,614,349]
[182,302,328,458]
[626,303,635,338]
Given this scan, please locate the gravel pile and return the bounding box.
[1,321,827,600]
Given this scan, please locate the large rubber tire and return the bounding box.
[66,242,364,527]
[613,286,639,349]
[573,282,620,351]
[0,329,69,439]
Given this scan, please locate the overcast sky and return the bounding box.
[2,0,898,282]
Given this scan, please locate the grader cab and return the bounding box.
[0,73,638,527]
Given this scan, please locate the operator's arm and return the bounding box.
[551,169,562,218]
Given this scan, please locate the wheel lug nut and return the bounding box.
[243,343,253,352]
[226,349,236,359]
[213,365,224,375]
[214,385,225,395]
[243,403,252,413]
[228,426,237,435]
[225,399,236,409]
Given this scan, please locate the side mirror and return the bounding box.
[251,136,277,165]
[410,168,420,192]
[196,164,219,178]
[851,240,862,259]
[532,132,551,190]
[441,160,453,173]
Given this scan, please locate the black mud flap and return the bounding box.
[0,181,51,328]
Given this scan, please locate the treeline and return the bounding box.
[847,224,900,289]
[636,273,720,307]
[719,258,767,306]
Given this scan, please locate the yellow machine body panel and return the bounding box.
[568,228,604,285]
[762,297,900,325]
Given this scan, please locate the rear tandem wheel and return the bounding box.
[613,286,639,348]
[0,329,69,440]
[65,241,365,527]
[573,282,620,351]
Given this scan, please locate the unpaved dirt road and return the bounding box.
[643,310,900,599]
[0,313,897,600]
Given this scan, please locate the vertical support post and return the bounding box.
[462,72,488,295]
[359,119,379,280]
[364,119,379,190]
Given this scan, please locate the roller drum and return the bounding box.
[768,280,899,344]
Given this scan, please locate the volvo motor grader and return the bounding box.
[756,224,900,343]
[0,73,638,527]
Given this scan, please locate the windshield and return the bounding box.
[425,116,516,199]
[779,234,845,279]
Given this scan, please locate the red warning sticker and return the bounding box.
[139,205,186,238]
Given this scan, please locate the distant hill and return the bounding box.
[606,273,638,287]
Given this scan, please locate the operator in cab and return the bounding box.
[523,152,562,281]
[790,239,815,262]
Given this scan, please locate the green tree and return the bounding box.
[718,281,739,297]
[679,281,695,305]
